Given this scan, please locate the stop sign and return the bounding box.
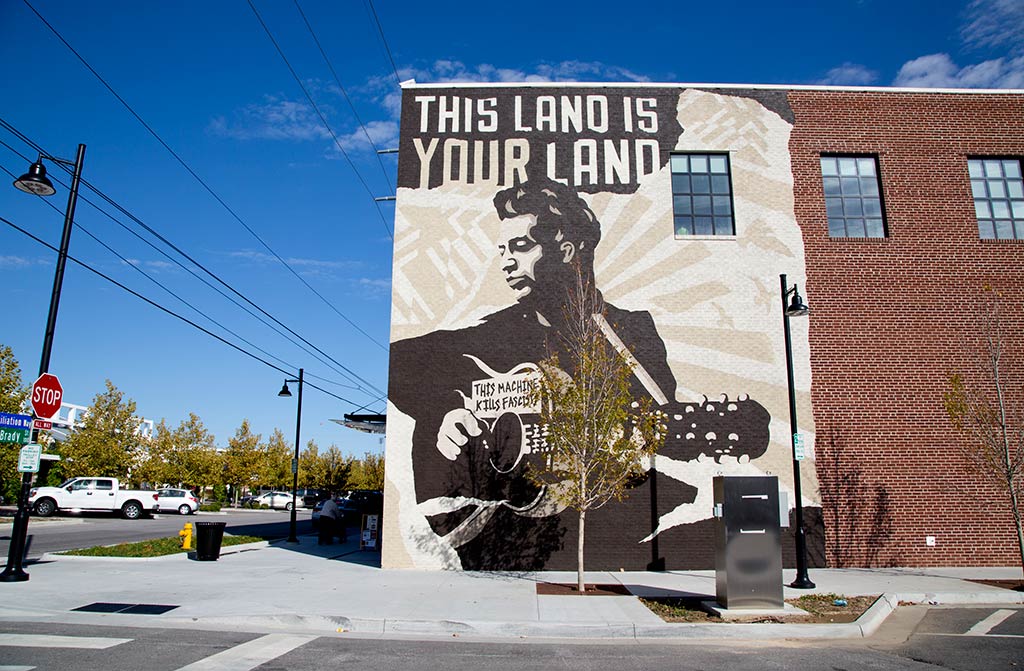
[31,373,63,419]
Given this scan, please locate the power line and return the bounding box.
[292,0,395,193]
[0,128,380,397]
[0,119,387,399]
[364,0,402,87]
[245,0,395,242]
[21,0,389,352]
[0,212,364,407]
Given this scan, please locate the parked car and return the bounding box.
[295,488,330,508]
[310,498,360,530]
[344,490,383,515]
[29,477,159,520]
[251,490,296,510]
[156,488,198,515]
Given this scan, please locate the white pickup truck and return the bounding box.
[29,477,160,520]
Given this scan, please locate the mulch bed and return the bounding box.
[966,579,1024,592]
[535,582,632,596]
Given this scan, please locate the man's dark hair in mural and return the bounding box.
[389,177,770,570]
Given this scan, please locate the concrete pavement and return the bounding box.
[1,533,1021,641]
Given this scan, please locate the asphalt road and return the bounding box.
[0,606,1020,671]
[0,508,315,558]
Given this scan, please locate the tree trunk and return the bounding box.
[1009,481,1024,575]
[577,509,586,594]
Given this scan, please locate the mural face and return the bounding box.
[384,85,817,570]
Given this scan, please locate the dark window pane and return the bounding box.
[860,177,879,196]
[674,216,693,236]
[828,218,847,237]
[695,217,713,235]
[713,217,734,235]
[995,220,1014,239]
[693,195,712,215]
[672,174,690,193]
[691,175,711,193]
[865,219,885,237]
[846,219,866,237]
[712,196,732,215]
[863,198,882,217]
[840,177,860,195]
[844,199,863,216]
[711,175,730,194]
[978,220,995,239]
[673,195,692,214]
[826,198,844,217]
[823,177,841,196]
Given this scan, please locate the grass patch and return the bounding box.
[60,534,264,558]
[641,592,879,624]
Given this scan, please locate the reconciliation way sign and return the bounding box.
[0,412,33,445]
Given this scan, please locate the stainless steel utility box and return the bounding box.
[713,476,783,609]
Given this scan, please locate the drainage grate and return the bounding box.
[73,602,179,615]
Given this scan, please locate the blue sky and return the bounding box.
[0,0,1021,456]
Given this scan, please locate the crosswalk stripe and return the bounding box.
[172,634,317,671]
[0,634,130,649]
[0,665,37,671]
[966,608,1016,636]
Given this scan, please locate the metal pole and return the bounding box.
[781,273,815,589]
[1,144,86,583]
[287,368,303,543]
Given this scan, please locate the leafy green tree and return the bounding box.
[320,445,353,494]
[61,381,146,482]
[223,420,264,500]
[262,428,292,488]
[943,286,1024,572]
[350,452,385,491]
[299,439,323,488]
[136,413,219,490]
[0,345,30,501]
[528,269,666,593]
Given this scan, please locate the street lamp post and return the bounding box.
[278,368,303,544]
[780,273,815,590]
[1,145,86,583]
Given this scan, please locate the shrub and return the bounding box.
[199,502,221,512]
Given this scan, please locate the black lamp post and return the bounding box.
[1,145,86,583]
[278,368,303,544]
[780,273,815,590]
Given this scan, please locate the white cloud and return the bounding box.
[354,277,391,296]
[328,120,399,154]
[961,0,1024,52]
[228,249,358,272]
[893,52,1024,88]
[208,95,331,141]
[0,255,48,269]
[816,62,879,86]
[392,59,650,86]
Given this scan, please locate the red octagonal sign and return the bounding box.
[31,373,63,420]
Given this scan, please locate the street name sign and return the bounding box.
[31,373,63,420]
[18,443,42,473]
[32,419,52,430]
[793,433,806,461]
[0,412,32,445]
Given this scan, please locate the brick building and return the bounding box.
[381,82,1024,571]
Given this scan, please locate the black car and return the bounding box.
[310,498,360,530]
[345,490,383,514]
[295,488,330,508]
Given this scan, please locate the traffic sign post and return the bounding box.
[31,373,63,420]
[17,444,42,474]
[0,413,32,445]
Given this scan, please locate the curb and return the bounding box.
[39,539,272,562]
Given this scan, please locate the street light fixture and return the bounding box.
[278,368,303,544]
[1,144,86,583]
[780,273,815,590]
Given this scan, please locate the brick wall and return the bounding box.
[789,91,1024,567]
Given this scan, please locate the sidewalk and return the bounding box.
[1,534,1021,641]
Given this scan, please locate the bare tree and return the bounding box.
[943,286,1024,572]
[529,266,666,593]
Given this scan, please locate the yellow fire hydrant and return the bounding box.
[179,522,193,550]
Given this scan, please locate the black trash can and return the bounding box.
[194,521,227,561]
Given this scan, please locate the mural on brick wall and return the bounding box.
[384,85,819,570]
